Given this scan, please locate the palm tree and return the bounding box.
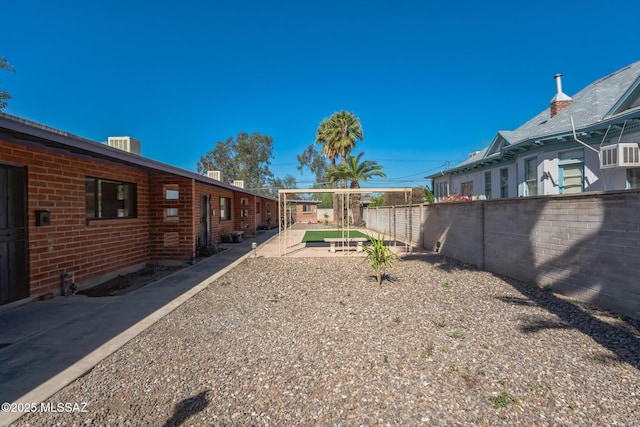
[315,111,364,223]
[325,152,386,226]
[316,111,364,165]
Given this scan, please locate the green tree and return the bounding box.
[368,193,385,207]
[0,56,15,110]
[423,186,435,204]
[325,152,386,226]
[267,174,297,199]
[317,191,334,209]
[197,132,275,195]
[315,110,364,222]
[297,143,329,184]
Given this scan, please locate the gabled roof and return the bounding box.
[427,60,640,178]
[505,61,640,143]
[0,112,276,201]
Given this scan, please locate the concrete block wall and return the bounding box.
[421,202,484,268]
[363,205,424,246]
[364,191,640,318]
[363,207,393,238]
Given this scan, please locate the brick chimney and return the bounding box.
[550,73,572,118]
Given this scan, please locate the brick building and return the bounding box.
[288,200,320,223]
[0,113,275,305]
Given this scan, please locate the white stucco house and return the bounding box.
[427,60,640,201]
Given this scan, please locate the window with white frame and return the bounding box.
[500,168,509,198]
[484,171,492,199]
[558,149,584,194]
[434,181,449,200]
[524,157,538,196]
[628,168,640,189]
[302,204,312,212]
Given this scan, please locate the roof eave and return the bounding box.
[0,113,277,201]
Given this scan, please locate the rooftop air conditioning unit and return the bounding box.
[233,180,245,188]
[207,170,222,181]
[600,143,640,169]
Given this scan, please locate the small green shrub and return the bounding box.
[489,392,516,408]
[363,232,399,287]
[615,313,628,321]
[448,329,464,339]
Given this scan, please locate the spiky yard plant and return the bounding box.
[363,232,399,287]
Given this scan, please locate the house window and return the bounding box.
[484,172,492,199]
[256,202,261,214]
[219,197,231,221]
[434,181,449,200]
[500,168,509,198]
[559,149,585,194]
[85,177,137,219]
[627,169,640,189]
[302,204,312,212]
[524,157,538,196]
[461,181,473,197]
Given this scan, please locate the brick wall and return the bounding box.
[364,191,640,319]
[194,182,233,245]
[1,140,150,296]
[149,173,195,260]
[295,203,318,223]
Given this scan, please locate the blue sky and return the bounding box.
[3,0,639,189]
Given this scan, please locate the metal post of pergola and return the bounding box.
[277,187,413,256]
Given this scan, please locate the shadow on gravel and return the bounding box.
[419,254,640,372]
[500,275,640,371]
[162,390,210,427]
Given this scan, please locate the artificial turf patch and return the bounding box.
[301,230,370,243]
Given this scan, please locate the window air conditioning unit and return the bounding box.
[207,170,222,180]
[600,143,640,169]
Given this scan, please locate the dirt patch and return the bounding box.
[78,265,186,297]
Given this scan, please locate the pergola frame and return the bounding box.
[277,187,413,256]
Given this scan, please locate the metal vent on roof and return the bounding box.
[207,170,222,181]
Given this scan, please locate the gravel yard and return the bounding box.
[16,254,640,426]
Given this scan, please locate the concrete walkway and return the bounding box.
[0,229,277,426]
